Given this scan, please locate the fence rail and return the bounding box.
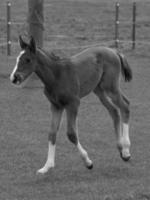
[0,1,149,56]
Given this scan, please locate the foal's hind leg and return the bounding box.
[109,90,131,161]
[37,104,63,174]
[94,87,122,150]
[66,99,93,169]
[121,93,130,106]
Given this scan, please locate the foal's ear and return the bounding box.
[19,35,28,49]
[29,36,36,54]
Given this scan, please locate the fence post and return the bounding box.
[24,0,44,88]
[115,2,119,48]
[28,0,44,47]
[7,1,11,56]
[132,2,136,49]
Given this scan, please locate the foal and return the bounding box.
[10,36,132,174]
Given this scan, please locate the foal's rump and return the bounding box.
[71,47,132,97]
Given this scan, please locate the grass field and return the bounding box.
[0,0,150,200]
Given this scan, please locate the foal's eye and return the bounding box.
[26,58,31,63]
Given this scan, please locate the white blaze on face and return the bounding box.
[10,50,25,82]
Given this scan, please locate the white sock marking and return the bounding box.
[37,142,56,174]
[46,142,56,167]
[77,142,92,167]
[122,123,130,146]
[121,123,131,157]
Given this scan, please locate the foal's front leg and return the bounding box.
[37,104,63,174]
[66,100,93,169]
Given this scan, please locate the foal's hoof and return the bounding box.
[86,163,93,170]
[36,167,50,175]
[36,169,48,175]
[120,152,131,162]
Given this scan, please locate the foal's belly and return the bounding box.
[79,68,102,98]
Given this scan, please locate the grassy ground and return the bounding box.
[0,0,150,200]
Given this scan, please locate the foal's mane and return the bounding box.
[37,48,71,75]
[38,48,61,62]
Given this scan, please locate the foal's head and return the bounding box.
[10,36,37,86]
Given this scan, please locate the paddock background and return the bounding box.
[0,0,150,200]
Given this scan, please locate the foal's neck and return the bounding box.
[35,48,56,88]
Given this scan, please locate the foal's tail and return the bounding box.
[117,52,132,82]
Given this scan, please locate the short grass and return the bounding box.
[0,0,150,200]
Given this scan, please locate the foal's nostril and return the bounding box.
[12,74,22,84]
[12,74,17,84]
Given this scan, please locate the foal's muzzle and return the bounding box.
[11,73,24,85]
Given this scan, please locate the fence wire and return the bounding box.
[0,1,150,55]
